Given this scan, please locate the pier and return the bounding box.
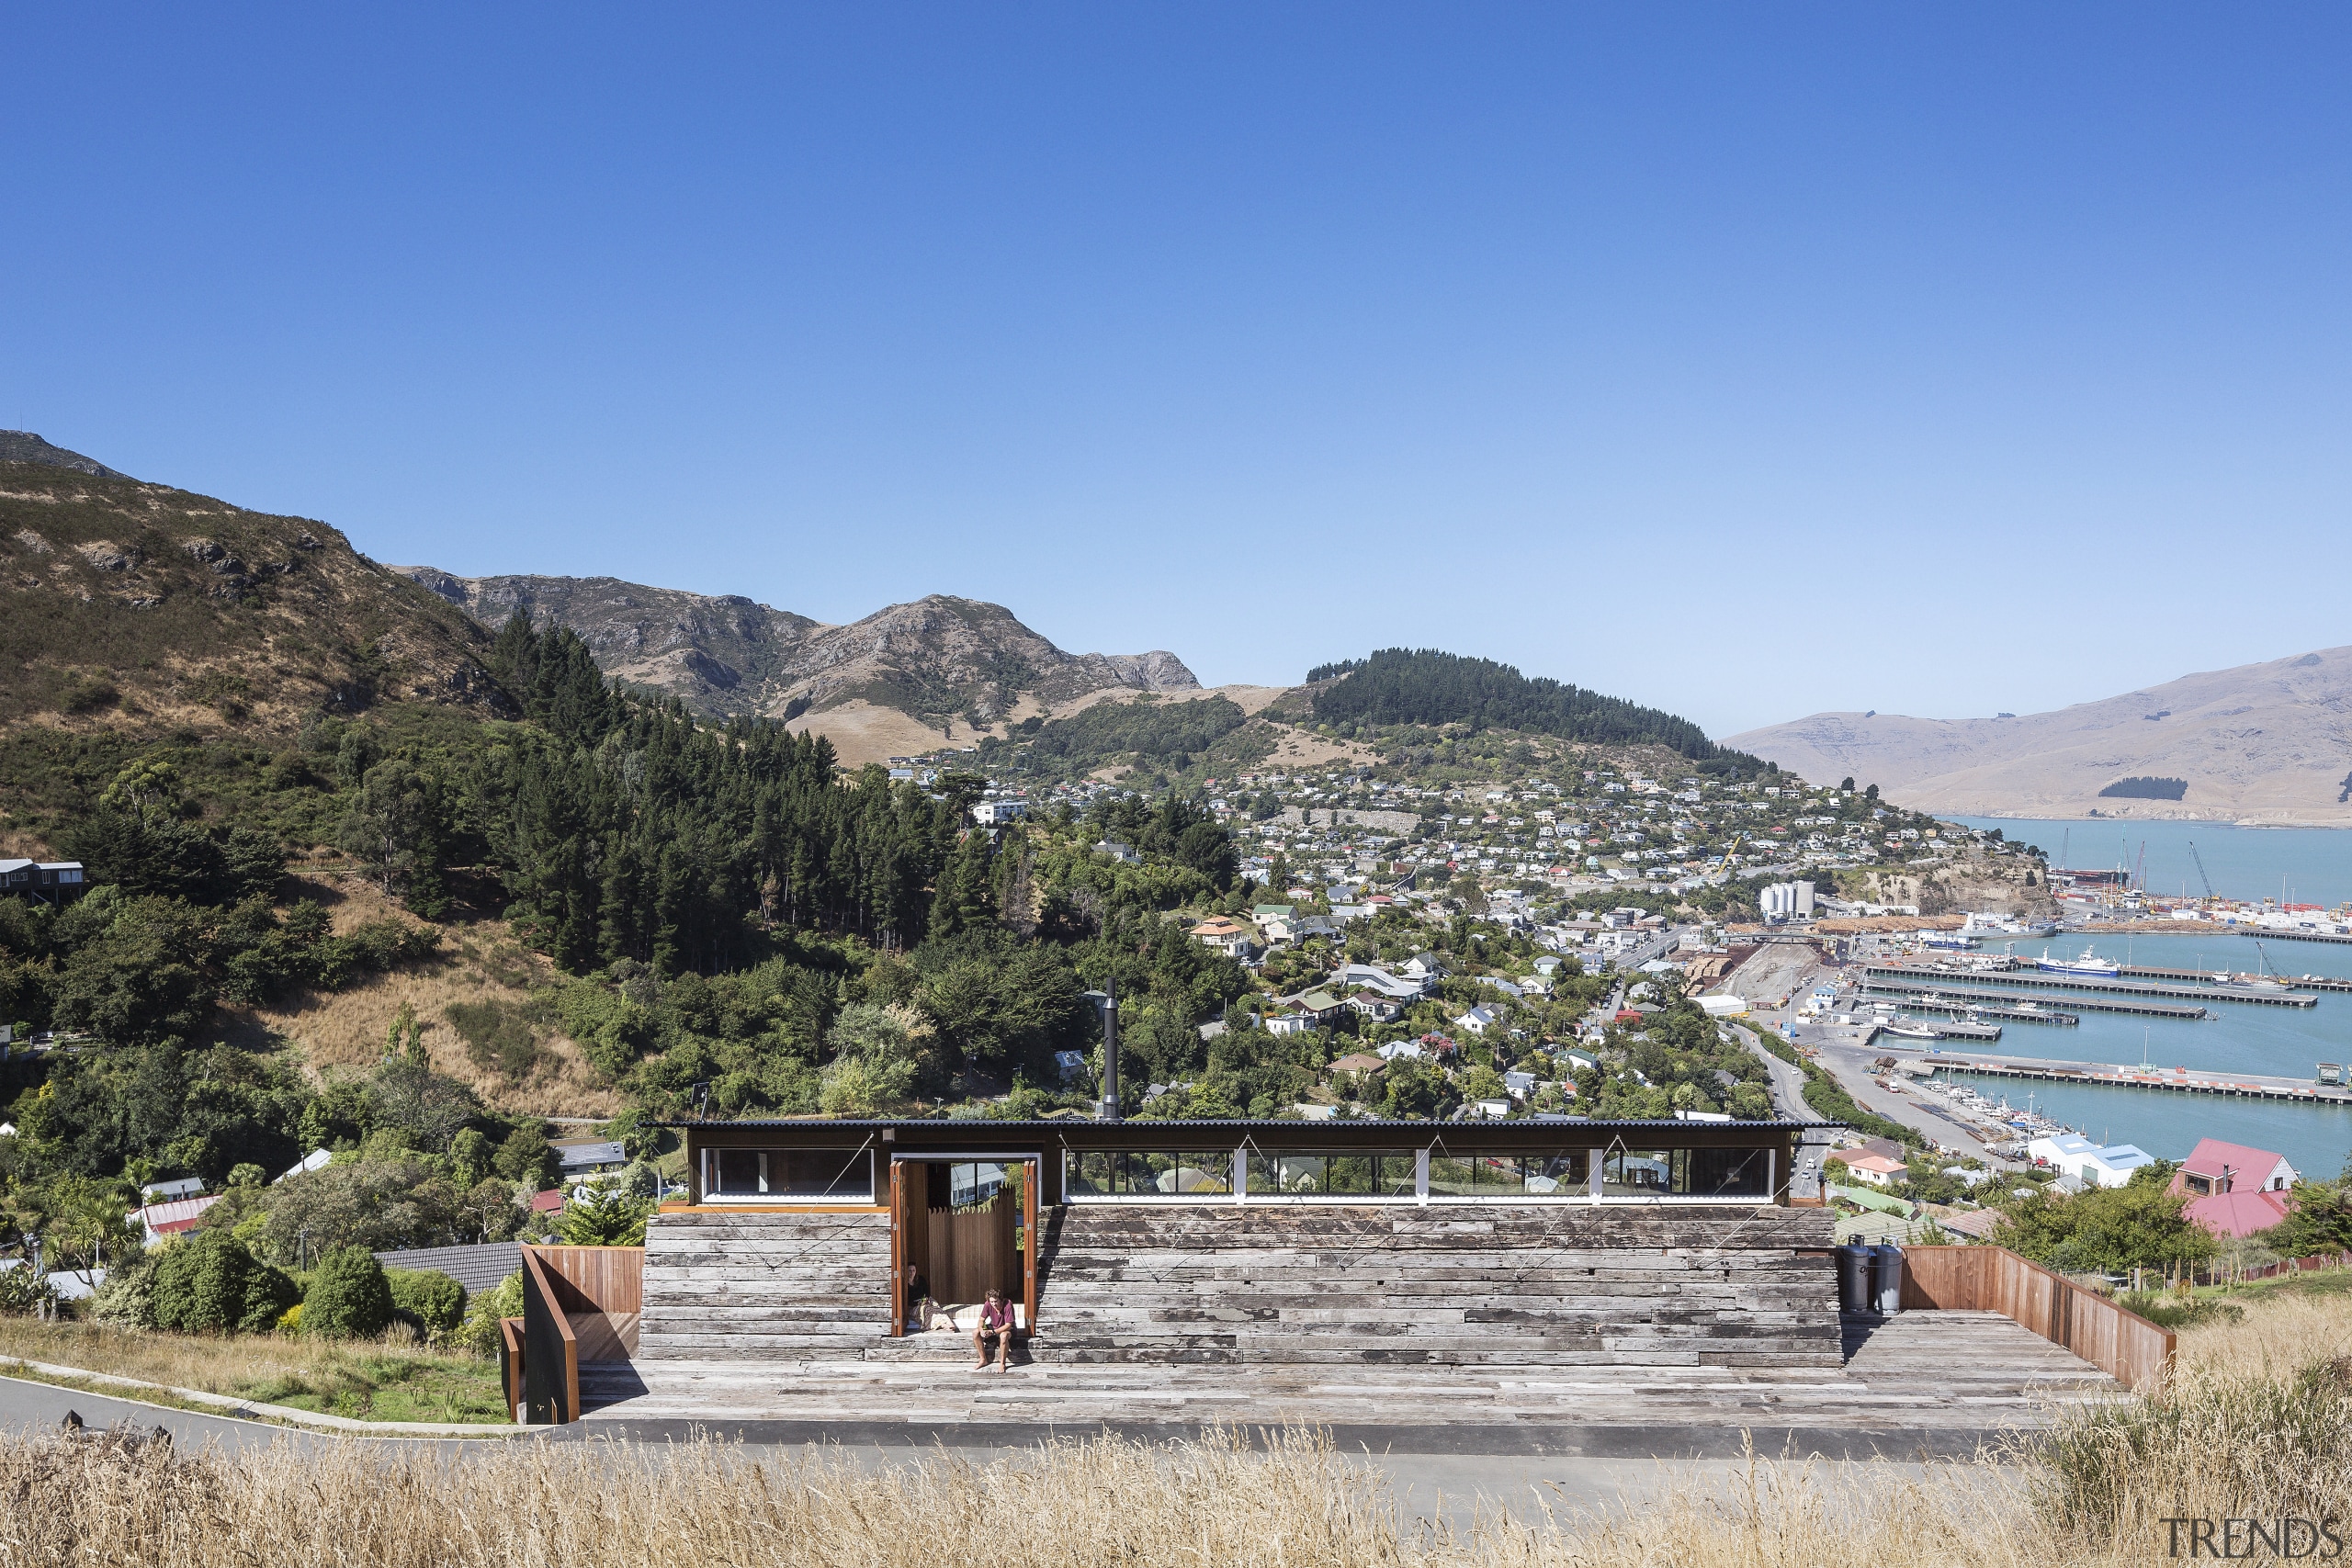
[1863,963,2318,1010]
[1860,978,2208,1020]
[2118,964,2352,994]
[1868,994,2079,1028]
[1889,1047,2352,1106]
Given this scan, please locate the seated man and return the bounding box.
[971,1287,1015,1372]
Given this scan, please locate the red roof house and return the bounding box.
[2169,1138,2301,1240]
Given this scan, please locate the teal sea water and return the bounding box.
[1916,821,2352,1179]
[1949,817,2352,909]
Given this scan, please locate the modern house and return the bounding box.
[613,1114,1836,1402]
[2029,1134,2157,1190]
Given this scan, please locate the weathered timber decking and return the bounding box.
[602,1206,2118,1443]
[578,1311,2117,1439]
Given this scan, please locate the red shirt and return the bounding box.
[980,1299,1013,1332]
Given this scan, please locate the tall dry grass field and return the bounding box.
[5,1282,2346,1564]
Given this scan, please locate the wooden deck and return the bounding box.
[576,1309,2120,1443]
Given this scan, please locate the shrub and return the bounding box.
[302,1246,394,1338]
[151,1230,297,1334]
[85,1254,159,1328]
[0,1265,60,1317]
[557,1185,651,1247]
[453,1269,524,1358]
[386,1268,468,1340]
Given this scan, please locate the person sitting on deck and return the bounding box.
[904,1263,934,1336]
[973,1288,1014,1372]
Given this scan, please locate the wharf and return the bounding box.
[1870,994,2077,1028]
[2119,964,2352,995]
[1860,978,2208,1021]
[1896,1047,2352,1106]
[1863,963,2317,1010]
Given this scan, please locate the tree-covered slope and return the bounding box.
[1309,649,1758,770]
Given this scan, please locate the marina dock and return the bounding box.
[1860,976,2211,1021]
[1870,994,2078,1028]
[2117,964,2352,994]
[1863,963,2318,1010]
[1884,1046,2352,1106]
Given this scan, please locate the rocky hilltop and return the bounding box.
[396,568,1199,737]
[1728,644,2352,825]
[0,451,499,735]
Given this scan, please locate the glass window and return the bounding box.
[1248,1150,1416,1197]
[1064,1151,1236,1197]
[705,1149,875,1201]
[1686,1147,1772,1199]
[1428,1152,1586,1196]
[1601,1148,1680,1196]
[713,1149,765,1195]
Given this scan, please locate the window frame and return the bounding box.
[698,1146,877,1204]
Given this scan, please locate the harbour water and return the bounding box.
[1917,931,2352,1179]
[1949,817,2352,909]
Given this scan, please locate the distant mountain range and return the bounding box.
[1728,646,2352,825]
[392,568,1199,750]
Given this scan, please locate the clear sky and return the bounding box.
[6,5,2349,737]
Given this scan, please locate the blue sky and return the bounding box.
[6,5,2349,736]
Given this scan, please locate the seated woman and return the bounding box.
[971,1288,1015,1372]
[903,1264,933,1335]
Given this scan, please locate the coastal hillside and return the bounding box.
[1727,644,2352,824]
[0,440,501,738]
[397,567,1199,756]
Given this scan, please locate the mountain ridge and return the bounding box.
[1727,644,2352,824]
[393,566,1201,739]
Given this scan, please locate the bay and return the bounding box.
[1921,929,2352,1180]
[1948,816,2352,910]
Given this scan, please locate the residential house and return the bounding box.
[1095,840,1141,863]
[2028,1133,2156,1190]
[129,1193,221,1247]
[971,799,1029,826]
[1187,917,1254,958]
[0,859,85,905]
[1501,1069,1538,1100]
[1333,963,1427,1000]
[1454,1005,1498,1036]
[1835,1153,1907,1189]
[1401,952,1446,982]
[2169,1138,2301,1240]
[1346,989,1404,1023]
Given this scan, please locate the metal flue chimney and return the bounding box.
[1091,979,1121,1121]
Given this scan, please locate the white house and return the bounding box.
[2029,1132,2156,1189]
[1453,1005,1498,1035]
[971,799,1029,826]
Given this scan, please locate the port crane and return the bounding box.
[2188,840,2218,910]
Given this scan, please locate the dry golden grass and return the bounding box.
[0,1425,2179,1568]
[240,876,619,1118]
[0,1318,503,1422]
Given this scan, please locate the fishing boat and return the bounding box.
[1881,1020,1941,1041]
[2036,943,2120,977]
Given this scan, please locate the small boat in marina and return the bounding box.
[2037,944,2120,977]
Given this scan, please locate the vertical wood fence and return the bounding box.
[1900,1244,2176,1391]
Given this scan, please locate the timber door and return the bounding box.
[888,1156,1041,1336]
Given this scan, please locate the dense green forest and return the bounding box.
[978,694,1251,779]
[1307,649,1761,771]
[0,615,1277,1192]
